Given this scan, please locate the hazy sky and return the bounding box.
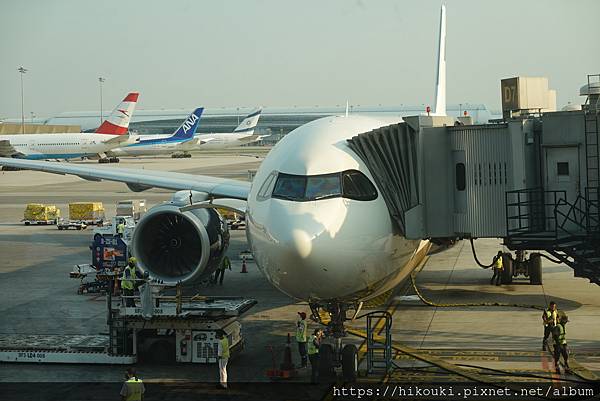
[1,0,599,118]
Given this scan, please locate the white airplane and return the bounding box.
[189,109,264,150]
[108,109,262,158]
[0,5,448,380]
[0,93,139,161]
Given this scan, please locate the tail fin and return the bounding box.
[433,4,447,116]
[95,92,139,135]
[171,107,204,140]
[233,109,262,134]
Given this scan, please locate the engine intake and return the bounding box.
[132,202,228,285]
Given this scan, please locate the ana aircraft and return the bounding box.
[0,93,139,161]
[107,108,204,157]
[108,109,262,158]
[0,6,448,380]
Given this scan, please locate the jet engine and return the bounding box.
[131,193,229,285]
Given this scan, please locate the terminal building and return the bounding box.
[3,104,499,142]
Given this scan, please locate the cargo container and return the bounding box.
[69,202,105,225]
[22,203,60,225]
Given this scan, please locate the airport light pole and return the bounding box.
[98,77,106,125]
[17,66,27,134]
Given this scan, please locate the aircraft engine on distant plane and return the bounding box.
[131,194,229,285]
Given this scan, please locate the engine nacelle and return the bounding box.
[131,196,229,285]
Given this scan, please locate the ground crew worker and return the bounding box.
[213,256,231,285]
[490,251,503,286]
[116,219,126,237]
[308,328,323,384]
[296,312,308,368]
[542,301,558,351]
[120,367,145,401]
[216,331,230,389]
[552,313,571,374]
[121,258,137,307]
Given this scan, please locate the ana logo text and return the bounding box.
[182,113,199,133]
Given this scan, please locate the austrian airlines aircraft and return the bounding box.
[0,92,139,161]
[0,6,448,381]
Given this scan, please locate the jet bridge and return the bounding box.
[347,75,600,285]
[348,115,535,240]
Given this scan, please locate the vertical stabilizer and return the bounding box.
[433,4,447,116]
[233,109,262,134]
[95,92,139,135]
[171,108,204,140]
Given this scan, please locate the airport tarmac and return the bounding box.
[1,151,599,400]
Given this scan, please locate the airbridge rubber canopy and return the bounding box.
[347,122,420,235]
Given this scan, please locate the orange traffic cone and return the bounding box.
[241,256,248,273]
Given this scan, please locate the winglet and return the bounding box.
[233,109,262,133]
[171,107,204,140]
[433,4,447,116]
[95,92,139,135]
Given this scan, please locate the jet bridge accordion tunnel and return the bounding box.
[347,109,600,285]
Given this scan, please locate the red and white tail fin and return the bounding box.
[95,92,139,135]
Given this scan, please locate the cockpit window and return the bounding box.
[305,174,342,200]
[342,170,378,201]
[256,171,278,201]
[272,170,377,202]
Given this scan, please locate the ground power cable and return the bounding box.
[455,363,595,385]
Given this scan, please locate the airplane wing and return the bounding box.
[0,140,24,158]
[0,157,250,200]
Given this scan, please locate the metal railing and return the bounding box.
[505,188,566,237]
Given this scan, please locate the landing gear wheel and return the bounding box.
[98,158,109,164]
[109,157,120,163]
[529,253,543,285]
[318,343,336,382]
[341,344,358,382]
[501,253,513,284]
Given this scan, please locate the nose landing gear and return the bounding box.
[309,301,360,382]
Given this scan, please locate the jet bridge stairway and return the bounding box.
[505,191,600,285]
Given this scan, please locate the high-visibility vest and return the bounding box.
[495,256,503,270]
[219,336,230,359]
[219,257,231,271]
[543,309,558,326]
[553,323,567,345]
[121,266,134,290]
[296,319,307,343]
[124,377,143,401]
[117,223,125,234]
[308,335,319,355]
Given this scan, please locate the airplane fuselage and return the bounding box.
[246,115,426,303]
[0,133,126,160]
[110,132,258,156]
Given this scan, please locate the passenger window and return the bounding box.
[455,163,466,191]
[342,170,377,201]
